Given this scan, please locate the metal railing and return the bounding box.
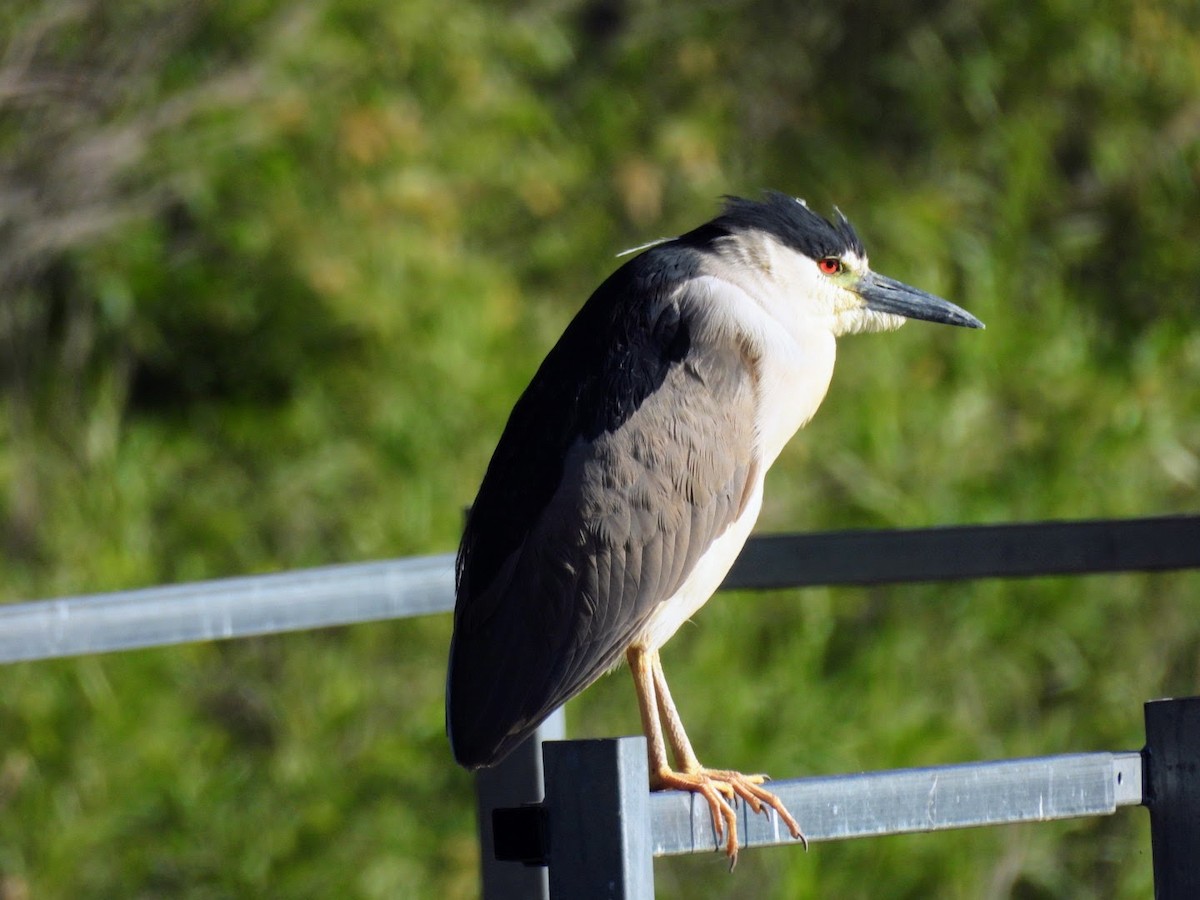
[4,515,1194,665]
[0,554,455,663]
[3,514,1199,898]
[490,701,1196,899]
[473,514,1200,899]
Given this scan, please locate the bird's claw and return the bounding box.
[651,766,806,867]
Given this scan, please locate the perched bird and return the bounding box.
[447,191,983,861]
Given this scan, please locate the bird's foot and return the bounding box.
[650,766,805,867]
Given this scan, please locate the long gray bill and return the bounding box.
[859,272,984,329]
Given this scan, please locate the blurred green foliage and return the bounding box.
[0,0,1197,896]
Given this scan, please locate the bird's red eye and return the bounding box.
[818,257,842,275]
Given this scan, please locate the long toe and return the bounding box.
[651,768,741,862]
[708,770,806,850]
[651,766,807,865]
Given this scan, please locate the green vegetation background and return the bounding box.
[1,0,1197,896]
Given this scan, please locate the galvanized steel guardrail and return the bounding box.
[3,515,1195,663]
[3,515,1199,898]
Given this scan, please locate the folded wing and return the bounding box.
[447,257,761,768]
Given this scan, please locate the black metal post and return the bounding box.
[476,708,565,900]
[543,737,654,899]
[1144,696,1200,900]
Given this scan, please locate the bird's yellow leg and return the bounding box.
[626,645,671,776]
[627,646,740,858]
[647,650,806,862]
[649,651,702,771]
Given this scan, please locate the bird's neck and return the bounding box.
[752,321,837,468]
[683,272,839,468]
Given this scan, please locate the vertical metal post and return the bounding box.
[542,737,653,900]
[476,708,566,900]
[1144,696,1200,900]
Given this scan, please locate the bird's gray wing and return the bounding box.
[447,258,763,768]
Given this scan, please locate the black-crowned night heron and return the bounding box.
[447,191,983,861]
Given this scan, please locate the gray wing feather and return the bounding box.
[447,280,761,768]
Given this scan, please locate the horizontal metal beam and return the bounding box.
[724,515,1200,589]
[1,515,1196,664]
[0,555,455,663]
[650,751,1143,856]
[494,742,1142,877]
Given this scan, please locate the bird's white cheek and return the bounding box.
[834,305,907,336]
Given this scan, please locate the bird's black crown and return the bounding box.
[684,190,865,261]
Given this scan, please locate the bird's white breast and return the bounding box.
[632,274,837,651]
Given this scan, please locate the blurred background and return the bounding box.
[0,0,1197,896]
